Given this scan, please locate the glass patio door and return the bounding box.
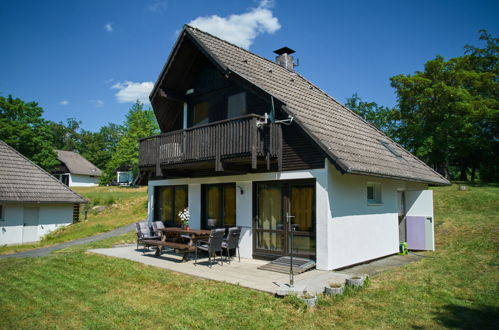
[254,180,316,258]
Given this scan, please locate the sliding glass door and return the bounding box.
[253,180,316,258]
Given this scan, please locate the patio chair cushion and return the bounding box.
[136,221,160,240]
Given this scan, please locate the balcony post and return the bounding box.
[251,116,257,169]
[215,124,223,171]
[155,137,161,176]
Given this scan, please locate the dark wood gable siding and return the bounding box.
[281,123,325,171]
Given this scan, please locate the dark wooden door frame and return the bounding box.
[252,179,316,259]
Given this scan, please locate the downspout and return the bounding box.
[183,102,188,129]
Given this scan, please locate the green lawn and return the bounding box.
[0,184,497,328]
[0,186,148,255]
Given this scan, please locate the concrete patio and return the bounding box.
[88,244,355,295]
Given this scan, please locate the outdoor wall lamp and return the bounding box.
[237,186,244,195]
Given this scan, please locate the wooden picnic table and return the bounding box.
[152,227,211,261]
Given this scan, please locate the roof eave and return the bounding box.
[346,168,451,186]
[0,199,88,204]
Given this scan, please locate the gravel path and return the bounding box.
[0,223,136,258]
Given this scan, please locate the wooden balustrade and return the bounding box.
[139,114,282,173]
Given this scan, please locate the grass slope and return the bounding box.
[0,184,497,329]
[0,186,148,255]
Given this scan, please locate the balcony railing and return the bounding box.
[139,114,282,175]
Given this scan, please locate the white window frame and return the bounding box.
[367,182,383,205]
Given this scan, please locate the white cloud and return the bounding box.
[104,23,113,32]
[60,100,69,106]
[147,0,167,13]
[111,81,153,104]
[187,0,281,49]
[95,100,104,107]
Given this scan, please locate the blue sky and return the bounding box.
[1,0,497,131]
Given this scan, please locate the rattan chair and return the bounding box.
[222,227,242,263]
[135,221,160,249]
[194,228,225,267]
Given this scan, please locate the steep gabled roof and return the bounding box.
[56,150,102,177]
[0,140,87,203]
[152,25,450,185]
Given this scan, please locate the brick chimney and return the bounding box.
[274,47,296,71]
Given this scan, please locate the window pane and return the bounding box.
[193,102,209,126]
[227,92,246,118]
[159,187,173,222]
[223,185,236,226]
[257,183,282,230]
[206,185,220,227]
[257,232,283,251]
[367,186,374,200]
[174,187,188,225]
[291,186,313,231]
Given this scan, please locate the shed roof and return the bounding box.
[0,140,87,203]
[151,25,449,185]
[56,150,102,177]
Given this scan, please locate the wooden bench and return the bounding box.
[141,240,196,256]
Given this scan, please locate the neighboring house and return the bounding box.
[0,140,87,245]
[136,25,450,271]
[114,165,134,186]
[52,150,102,187]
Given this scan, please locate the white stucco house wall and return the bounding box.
[136,25,450,271]
[52,150,102,187]
[0,140,87,245]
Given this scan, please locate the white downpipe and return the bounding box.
[183,102,188,129]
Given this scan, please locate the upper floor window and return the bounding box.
[227,92,246,118]
[193,101,209,126]
[367,182,382,205]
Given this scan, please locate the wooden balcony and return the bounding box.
[139,114,282,177]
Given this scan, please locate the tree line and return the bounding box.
[346,30,498,182]
[0,97,158,184]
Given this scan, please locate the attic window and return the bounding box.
[379,140,402,158]
[367,182,382,205]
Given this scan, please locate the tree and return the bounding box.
[101,101,159,184]
[48,118,82,152]
[79,123,124,170]
[345,93,398,137]
[390,30,498,181]
[0,95,58,170]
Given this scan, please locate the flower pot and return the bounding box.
[325,284,345,296]
[185,225,190,231]
[346,276,365,287]
[300,295,317,308]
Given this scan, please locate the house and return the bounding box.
[52,150,102,187]
[0,140,87,245]
[136,25,450,271]
[114,164,134,186]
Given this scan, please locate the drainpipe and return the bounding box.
[183,102,188,129]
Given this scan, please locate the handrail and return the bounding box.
[138,114,282,172]
[139,113,263,141]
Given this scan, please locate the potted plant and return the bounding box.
[300,292,317,308]
[178,208,190,230]
[324,282,345,296]
[346,275,365,287]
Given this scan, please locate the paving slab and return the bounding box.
[338,254,423,277]
[89,245,351,295]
